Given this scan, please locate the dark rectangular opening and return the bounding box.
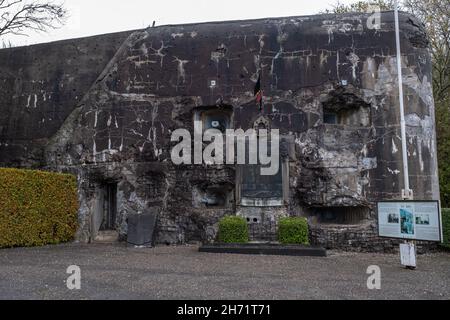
[195,106,233,133]
[323,112,338,124]
[193,185,233,209]
[311,206,369,225]
[101,183,117,231]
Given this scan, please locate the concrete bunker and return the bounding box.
[0,12,440,251]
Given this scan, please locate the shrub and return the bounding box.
[0,168,79,248]
[218,216,249,244]
[442,208,450,249]
[278,217,310,245]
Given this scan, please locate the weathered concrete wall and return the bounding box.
[0,12,440,251]
[0,30,133,167]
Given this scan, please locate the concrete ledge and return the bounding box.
[199,243,327,257]
[93,231,119,244]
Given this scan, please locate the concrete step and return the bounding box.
[199,243,327,257]
[94,230,119,243]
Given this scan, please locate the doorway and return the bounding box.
[91,181,119,243]
[100,183,117,231]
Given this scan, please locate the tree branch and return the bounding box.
[0,0,67,38]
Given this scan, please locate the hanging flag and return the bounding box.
[254,73,263,111]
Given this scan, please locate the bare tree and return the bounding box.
[0,0,67,38]
[404,0,450,103]
[322,0,395,14]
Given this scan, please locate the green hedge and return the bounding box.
[278,217,310,245]
[218,216,249,244]
[442,208,450,249]
[0,168,79,248]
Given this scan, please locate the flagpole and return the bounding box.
[259,70,263,113]
[395,0,412,200]
[395,0,416,269]
[255,70,263,112]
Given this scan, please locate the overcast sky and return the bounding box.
[3,0,359,47]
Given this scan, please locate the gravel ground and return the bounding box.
[0,243,448,300]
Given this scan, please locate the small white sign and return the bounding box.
[400,243,417,268]
[209,80,217,88]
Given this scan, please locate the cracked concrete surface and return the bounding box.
[0,12,440,250]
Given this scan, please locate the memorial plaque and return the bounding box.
[241,163,283,199]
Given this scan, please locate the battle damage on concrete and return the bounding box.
[0,11,439,251]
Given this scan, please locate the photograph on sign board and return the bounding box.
[416,214,431,226]
[400,208,415,235]
[388,213,400,224]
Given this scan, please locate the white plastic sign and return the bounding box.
[378,201,441,242]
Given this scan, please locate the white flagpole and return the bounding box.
[395,0,417,269]
[395,0,412,200]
